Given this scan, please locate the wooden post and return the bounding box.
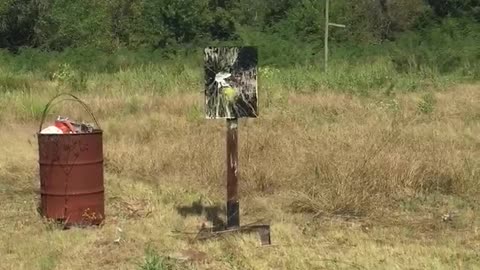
[324,0,346,72]
[226,118,239,228]
[324,0,329,72]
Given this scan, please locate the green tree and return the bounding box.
[44,0,112,50]
[427,0,480,20]
[0,0,37,50]
[109,0,143,47]
[138,0,212,47]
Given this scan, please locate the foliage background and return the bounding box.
[0,0,479,66]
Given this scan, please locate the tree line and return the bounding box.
[0,0,479,52]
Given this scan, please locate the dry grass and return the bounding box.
[0,81,480,269]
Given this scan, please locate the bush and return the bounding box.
[390,18,480,77]
[418,92,436,114]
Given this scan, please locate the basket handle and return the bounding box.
[38,93,101,132]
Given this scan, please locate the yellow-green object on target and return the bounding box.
[223,86,238,103]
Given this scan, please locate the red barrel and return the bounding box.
[37,94,104,227]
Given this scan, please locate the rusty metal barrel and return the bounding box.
[37,93,104,227]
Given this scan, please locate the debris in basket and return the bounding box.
[40,116,96,134]
[40,126,63,134]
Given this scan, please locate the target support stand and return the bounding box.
[196,118,271,246]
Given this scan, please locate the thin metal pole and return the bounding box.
[324,0,329,72]
[226,118,239,228]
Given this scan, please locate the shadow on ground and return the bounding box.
[176,200,226,230]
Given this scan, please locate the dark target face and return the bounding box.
[204,46,258,119]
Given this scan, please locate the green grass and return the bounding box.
[0,53,468,102]
[418,92,437,114]
[139,248,179,270]
[38,252,58,270]
[0,74,32,93]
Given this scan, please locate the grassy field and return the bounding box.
[0,59,480,269]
